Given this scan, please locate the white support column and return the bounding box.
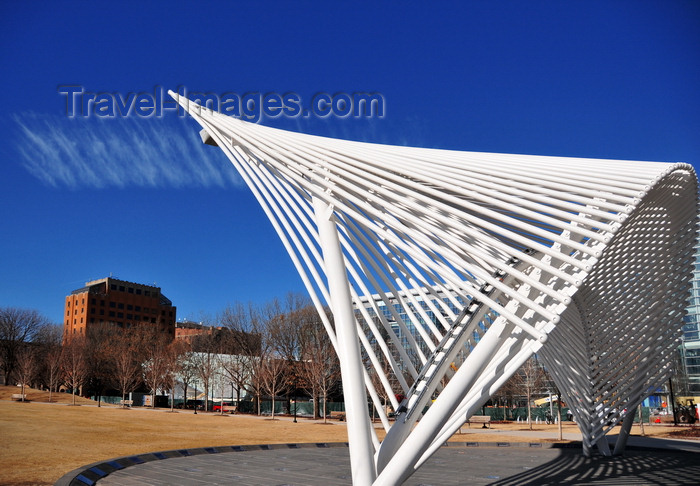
[313,195,376,485]
[612,408,637,455]
[596,434,612,456]
[375,318,510,485]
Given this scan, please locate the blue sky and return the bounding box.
[1,1,698,325]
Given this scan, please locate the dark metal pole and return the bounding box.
[194,381,197,415]
[556,390,563,441]
[668,378,676,425]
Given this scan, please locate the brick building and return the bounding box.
[174,321,209,342]
[175,321,261,355]
[64,277,176,342]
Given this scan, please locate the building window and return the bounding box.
[119,285,125,291]
[126,314,133,320]
[109,311,115,317]
[100,300,105,306]
[118,303,124,309]
[109,302,116,308]
[145,291,151,296]
[99,309,104,316]
[127,304,133,311]
[117,312,124,318]
[136,289,142,295]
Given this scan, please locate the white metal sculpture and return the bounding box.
[170,92,697,485]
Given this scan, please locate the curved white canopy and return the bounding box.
[170,91,697,485]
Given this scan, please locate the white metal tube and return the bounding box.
[375,318,509,484]
[313,196,376,484]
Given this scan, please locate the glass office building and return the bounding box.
[682,237,700,394]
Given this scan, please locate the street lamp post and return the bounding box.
[291,364,298,423]
[293,375,298,423]
[193,381,197,415]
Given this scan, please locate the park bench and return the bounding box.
[222,405,237,413]
[119,399,133,408]
[466,415,491,428]
[11,393,27,401]
[329,411,346,421]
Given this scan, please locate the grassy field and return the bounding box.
[0,386,693,485]
[0,386,351,485]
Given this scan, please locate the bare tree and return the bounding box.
[299,307,340,421]
[217,348,251,409]
[85,323,117,407]
[177,347,197,409]
[220,302,264,413]
[163,340,187,412]
[212,366,229,415]
[33,323,63,402]
[141,328,171,408]
[259,355,288,419]
[492,369,519,421]
[34,323,63,347]
[62,337,88,406]
[269,294,310,362]
[15,345,36,401]
[248,353,266,415]
[258,300,302,418]
[191,329,220,412]
[505,355,548,429]
[112,333,142,403]
[44,343,64,403]
[0,307,50,385]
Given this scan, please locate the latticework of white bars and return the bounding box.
[169,91,698,485]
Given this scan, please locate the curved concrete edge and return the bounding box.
[54,442,350,486]
[54,441,566,486]
[54,440,698,486]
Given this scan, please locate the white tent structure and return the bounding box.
[169,91,697,485]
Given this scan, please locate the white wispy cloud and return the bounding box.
[13,113,243,189]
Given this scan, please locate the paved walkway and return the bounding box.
[56,431,700,486]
